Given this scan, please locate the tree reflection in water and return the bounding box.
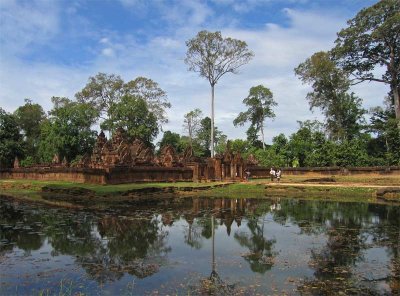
[0,196,398,295]
[199,215,236,296]
[273,199,399,295]
[234,213,276,273]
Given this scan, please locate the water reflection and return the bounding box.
[0,196,399,295]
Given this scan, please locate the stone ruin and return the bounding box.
[86,128,208,169]
[83,129,255,180]
[9,127,259,182]
[88,128,156,168]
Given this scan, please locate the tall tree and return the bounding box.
[76,73,170,130]
[233,85,277,150]
[332,0,400,123]
[13,99,46,161]
[183,108,203,146]
[38,97,98,162]
[185,31,254,157]
[295,51,366,141]
[102,95,158,145]
[0,108,24,167]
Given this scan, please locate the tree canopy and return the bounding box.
[332,0,400,121]
[13,99,46,161]
[0,108,24,167]
[76,73,170,130]
[102,95,159,145]
[38,97,99,162]
[233,85,277,149]
[295,51,366,141]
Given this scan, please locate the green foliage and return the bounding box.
[185,31,254,87]
[272,134,294,167]
[369,99,400,165]
[20,156,35,167]
[158,131,183,153]
[0,108,24,167]
[13,99,46,161]
[229,139,249,154]
[332,137,371,167]
[197,117,226,157]
[246,125,263,148]
[215,134,228,155]
[295,52,366,141]
[38,98,98,162]
[124,76,171,125]
[76,73,170,129]
[102,95,158,144]
[333,0,400,120]
[254,148,286,168]
[234,85,277,149]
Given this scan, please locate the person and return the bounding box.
[269,167,275,181]
[276,169,281,183]
[245,170,251,181]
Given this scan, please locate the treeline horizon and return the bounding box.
[0,75,398,169]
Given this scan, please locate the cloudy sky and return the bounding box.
[0,0,388,143]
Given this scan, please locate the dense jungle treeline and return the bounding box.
[0,76,398,168]
[0,0,399,168]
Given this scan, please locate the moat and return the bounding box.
[0,195,399,295]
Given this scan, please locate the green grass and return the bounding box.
[1,176,398,208]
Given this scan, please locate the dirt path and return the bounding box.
[260,181,400,189]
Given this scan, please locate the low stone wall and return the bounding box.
[0,166,194,184]
[248,166,400,178]
[105,166,193,184]
[0,167,107,184]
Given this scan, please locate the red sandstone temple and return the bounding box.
[1,128,258,184]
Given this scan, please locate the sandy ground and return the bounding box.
[258,181,400,189]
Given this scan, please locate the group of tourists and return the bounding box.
[269,167,282,182]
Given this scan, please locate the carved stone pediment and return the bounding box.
[246,154,259,166]
[159,145,178,167]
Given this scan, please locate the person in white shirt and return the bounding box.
[276,169,281,182]
[269,167,275,181]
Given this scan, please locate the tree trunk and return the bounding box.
[211,85,215,157]
[260,124,265,150]
[393,86,400,129]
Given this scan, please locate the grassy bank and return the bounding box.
[0,175,399,208]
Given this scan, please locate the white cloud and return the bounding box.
[0,0,60,55]
[101,48,115,57]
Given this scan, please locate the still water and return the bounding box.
[0,195,399,295]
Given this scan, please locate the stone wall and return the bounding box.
[105,166,193,184]
[0,167,107,184]
[248,166,400,178]
[0,166,193,185]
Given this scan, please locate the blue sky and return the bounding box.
[0,0,387,143]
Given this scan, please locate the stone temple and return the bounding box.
[1,128,253,184]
